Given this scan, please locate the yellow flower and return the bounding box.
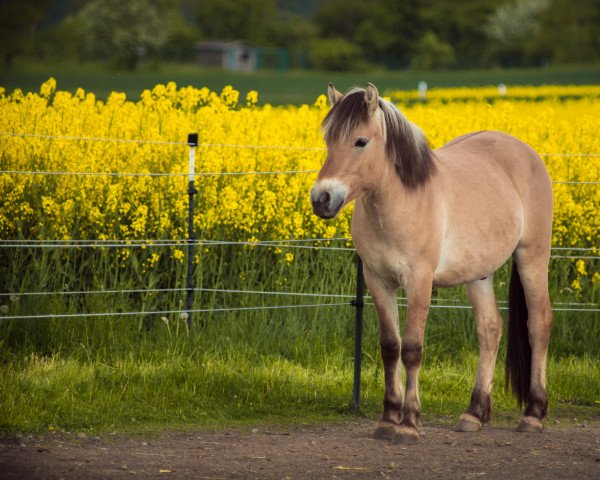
[40,77,56,98]
[246,90,259,107]
[172,249,185,262]
[1,81,597,269]
[314,94,328,109]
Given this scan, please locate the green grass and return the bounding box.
[0,247,598,435]
[1,341,598,435]
[1,61,599,105]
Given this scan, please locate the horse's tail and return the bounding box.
[505,259,531,407]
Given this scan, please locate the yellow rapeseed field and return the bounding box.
[1,79,598,289]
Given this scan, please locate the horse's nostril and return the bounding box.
[318,190,331,207]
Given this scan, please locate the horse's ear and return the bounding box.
[328,83,343,106]
[365,83,379,115]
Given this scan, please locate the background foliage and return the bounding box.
[2,0,599,71]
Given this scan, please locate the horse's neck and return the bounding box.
[355,172,436,237]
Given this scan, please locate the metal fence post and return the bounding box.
[352,255,365,411]
[186,133,198,330]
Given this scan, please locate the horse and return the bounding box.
[310,83,553,444]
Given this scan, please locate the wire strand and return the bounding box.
[0,240,356,251]
[1,169,186,178]
[3,301,598,320]
[0,302,351,320]
[1,240,597,257]
[1,169,596,183]
[0,287,356,300]
[2,287,595,310]
[2,132,600,157]
[0,132,186,146]
[541,153,600,158]
[387,303,600,313]
[1,239,595,252]
[0,169,320,177]
[0,237,350,244]
[0,132,324,151]
[198,142,325,151]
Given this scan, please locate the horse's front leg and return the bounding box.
[363,268,404,440]
[394,271,433,444]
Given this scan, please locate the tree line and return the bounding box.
[1,0,599,70]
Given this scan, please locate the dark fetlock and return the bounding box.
[392,421,420,444]
[374,420,398,440]
[456,388,491,432]
[392,410,420,444]
[374,399,402,440]
[517,388,547,432]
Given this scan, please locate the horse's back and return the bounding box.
[436,130,552,217]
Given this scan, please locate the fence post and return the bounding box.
[186,133,198,330]
[352,255,365,411]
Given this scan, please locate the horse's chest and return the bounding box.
[360,247,411,289]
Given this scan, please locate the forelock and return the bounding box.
[321,89,370,144]
[320,86,435,189]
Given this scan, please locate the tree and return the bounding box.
[0,0,51,68]
[485,0,550,66]
[308,37,363,71]
[534,0,600,64]
[313,0,422,67]
[77,0,170,69]
[412,31,456,70]
[420,0,498,68]
[196,0,277,44]
[264,11,316,51]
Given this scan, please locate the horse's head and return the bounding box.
[310,83,435,220]
[311,83,387,219]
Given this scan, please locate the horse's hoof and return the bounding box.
[516,416,543,432]
[455,413,483,432]
[374,424,397,441]
[392,426,419,445]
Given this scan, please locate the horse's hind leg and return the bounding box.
[513,251,553,432]
[456,276,503,432]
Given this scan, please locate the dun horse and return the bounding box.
[311,84,553,444]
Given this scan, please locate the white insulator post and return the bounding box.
[418,81,428,102]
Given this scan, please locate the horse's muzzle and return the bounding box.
[310,182,346,219]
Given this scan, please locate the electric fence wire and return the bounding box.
[1,132,598,318]
[2,131,600,157]
[1,287,596,310]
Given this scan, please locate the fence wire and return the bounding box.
[1,168,599,184]
[0,239,597,260]
[0,303,351,321]
[1,287,596,311]
[1,131,598,320]
[2,131,600,158]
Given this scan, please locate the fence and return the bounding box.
[1,131,599,409]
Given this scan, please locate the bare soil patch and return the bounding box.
[1,420,599,479]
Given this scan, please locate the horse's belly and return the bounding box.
[432,254,504,288]
[432,212,522,287]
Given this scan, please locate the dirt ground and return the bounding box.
[1,419,599,479]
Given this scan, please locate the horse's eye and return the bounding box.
[355,138,368,148]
